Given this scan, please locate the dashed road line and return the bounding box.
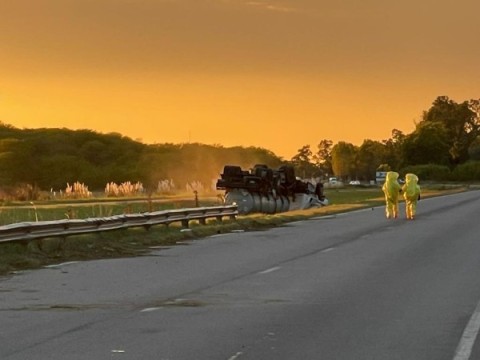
[44,261,79,268]
[227,351,243,360]
[258,266,281,275]
[140,307,161,313]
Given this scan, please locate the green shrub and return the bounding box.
[451,161,480,181]
[400,164,451,181]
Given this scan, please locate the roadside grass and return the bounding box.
[0,197,220,225]
[0,185,469,277]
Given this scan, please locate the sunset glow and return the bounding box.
[1,0,479,159]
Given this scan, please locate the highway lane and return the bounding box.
[1,190,480,359]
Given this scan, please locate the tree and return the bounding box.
[313,139,333,178]
[382,129,406,170]
[291,145,317,178]
[331,142,358,180]
[468,136,480,161]
[356,140,387,181]
[401,121,451,166]
[422,96,480,164]
[377,164,391,171]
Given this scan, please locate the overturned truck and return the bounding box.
[216,164,328,214]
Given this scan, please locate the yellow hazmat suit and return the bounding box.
[382,171,402,219]
[402,173,421,220]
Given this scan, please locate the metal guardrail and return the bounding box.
[0,205,238,244]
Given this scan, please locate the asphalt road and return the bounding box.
[1,190,480,360]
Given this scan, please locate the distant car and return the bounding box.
[328,177,338,184]
[349,180,361,185]
[398,178,405,184]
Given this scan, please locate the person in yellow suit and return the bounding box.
[402,173,421,220]
[382,171,402,219]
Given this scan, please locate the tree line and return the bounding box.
[0,95,479,200]
[290,96,480,182]
[0,125,283,199]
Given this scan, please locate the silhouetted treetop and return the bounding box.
[0,124,283,191]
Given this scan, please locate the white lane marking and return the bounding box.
[311,215,336,220]
[140,307,161,312]
[258,266,281,275]
[227,352,243,360]
[321,247,335,253]
[44,261,79,268]
[453,299,480,360]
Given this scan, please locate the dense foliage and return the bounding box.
[305,96,480,182]
[0,124,283,197]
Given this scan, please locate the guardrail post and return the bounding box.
[194,190,199,207]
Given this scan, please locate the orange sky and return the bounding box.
[1,0,479,159]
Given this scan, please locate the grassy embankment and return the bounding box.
[0,184,469,276]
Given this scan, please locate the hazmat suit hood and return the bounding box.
[385,171,399,183]
[383,171,400,194]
